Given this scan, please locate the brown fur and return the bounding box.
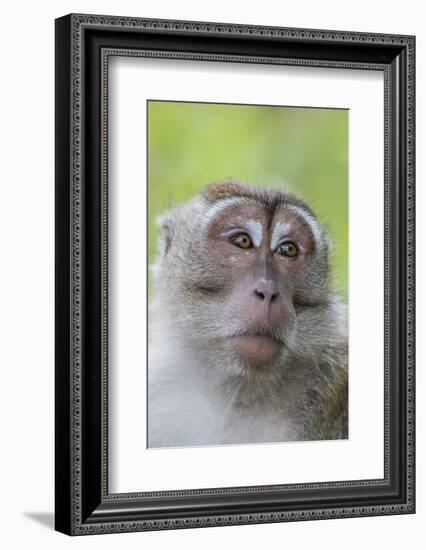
[202,180,318,218]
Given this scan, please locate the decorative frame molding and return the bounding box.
[55,13,415,535]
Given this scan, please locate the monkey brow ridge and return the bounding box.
[201,180,317,220]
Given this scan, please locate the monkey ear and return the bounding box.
[156,214,174,255]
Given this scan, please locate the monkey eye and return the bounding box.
[228,232,253,249]
[275,240,299,258]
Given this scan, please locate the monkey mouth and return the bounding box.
[229,328,284,344]
[227,329,284,366]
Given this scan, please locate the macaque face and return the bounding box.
[187,195,327,369]
[150,183,347,447]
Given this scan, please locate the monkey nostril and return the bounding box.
[255,289,266,301]
[254,288,279,303]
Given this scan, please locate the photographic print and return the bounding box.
[56,15,414,534]
[147,100,348,448]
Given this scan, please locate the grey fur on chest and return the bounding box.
[148,361,307,448]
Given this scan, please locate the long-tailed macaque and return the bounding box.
[148,181,348,447]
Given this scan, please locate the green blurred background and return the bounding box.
[148,101,348,301]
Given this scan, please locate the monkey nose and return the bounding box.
[254,280,279,303]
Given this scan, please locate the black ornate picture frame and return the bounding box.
[55,13,415,535]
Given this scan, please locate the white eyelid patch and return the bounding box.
[244,220,263,247]
[285,205,323,251]
[270,221,291,250]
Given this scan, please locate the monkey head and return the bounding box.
[151,181,334,374]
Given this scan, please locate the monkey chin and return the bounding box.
[231,335,283,368]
